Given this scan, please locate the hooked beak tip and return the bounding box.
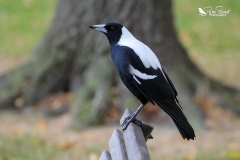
[88,24,107,33]
[89,25,95,29]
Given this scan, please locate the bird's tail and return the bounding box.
[155,99,195,140]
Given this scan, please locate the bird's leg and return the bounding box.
[121,104,145,131]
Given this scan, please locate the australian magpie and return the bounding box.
[89,22,195,140]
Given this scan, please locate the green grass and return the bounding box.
[174,0,240,54]
[0,0,56,59]
[0,133,238,160]
[174,0,240,87]
[0,133,103,160]
[194,149,240,160]
[0,134,65,160]
[150,145,240,160]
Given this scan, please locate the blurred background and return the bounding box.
[0,0,240,159]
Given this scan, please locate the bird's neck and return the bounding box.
[106,34,120,46]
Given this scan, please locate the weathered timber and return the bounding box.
[99,108,153,160]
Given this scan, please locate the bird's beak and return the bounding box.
[89,24,107,33]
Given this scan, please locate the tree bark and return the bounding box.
[0,0,239,127]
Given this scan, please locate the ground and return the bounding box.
[0,105,240,160]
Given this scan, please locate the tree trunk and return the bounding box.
[0,0,239,128]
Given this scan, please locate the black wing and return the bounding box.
[131,67,195,140]
[128,53,195,140]
[129,64,176,100]
[162,69,178,96]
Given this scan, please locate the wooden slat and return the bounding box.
[99,150,112,160]
[99,108,154,160]
[108,129,128,160]
[120,109,151,160]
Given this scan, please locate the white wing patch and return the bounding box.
[129,65,157,84]
[117,27,161,70]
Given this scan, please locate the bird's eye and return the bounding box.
[110,26,115,30]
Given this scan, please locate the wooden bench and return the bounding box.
[99,109,154,160]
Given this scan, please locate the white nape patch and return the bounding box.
[91,24,107,33]
[117,27,161,70]
[129,65,157,84]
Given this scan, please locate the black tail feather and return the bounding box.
[156,99,195,140]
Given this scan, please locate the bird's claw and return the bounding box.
[121,116,143,131]
[121,116,134,131]
[121,116,154,140]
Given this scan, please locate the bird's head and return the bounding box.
[89,22,124,45]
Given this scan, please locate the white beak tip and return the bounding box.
[89,24,107,33]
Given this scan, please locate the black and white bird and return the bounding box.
[89,22,195,140]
